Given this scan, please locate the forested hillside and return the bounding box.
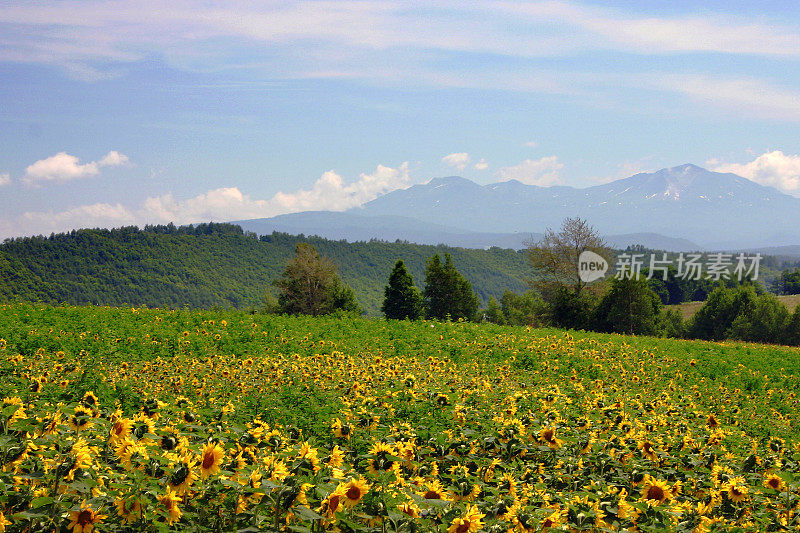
[0,223,528,314]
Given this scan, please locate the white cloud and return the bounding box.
[708,150,800,195]
[272,162,411,212]
[20,202,135,235]
[98,150,130,167]
[3,162,412,238]
[0,173,9,186]
[473,158,489,170]
[524,141,539,148]
[22,150,130,185]
[496,156,564,186]
[442,153,470,170]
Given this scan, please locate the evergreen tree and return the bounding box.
[423,253,479,321]
[381,260,423,320]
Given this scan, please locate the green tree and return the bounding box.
[381,260,423,320]
[499,290,547,326]
[776,269,800,295]
[727,293,789,344]
[548,287,597,330]
[273,242,360,316]
[687,285,758,340]
[423,254,479,321]
[784,303,800,346]
[592,276,662,335]
[483,296,505,324]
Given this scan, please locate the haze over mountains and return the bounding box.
[235,164,800,251]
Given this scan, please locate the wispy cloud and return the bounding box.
[650,75,800,121]
[0,172,9,186]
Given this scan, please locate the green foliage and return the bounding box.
[659,308,685,338]
[645,265,715,304]
[546,287,597,330]
[593,276,663,335]
[727,292,790,344]
[273,243,361,316]
[775,268,800,295]
[422,254,479,321]
[0,225,530,315]
[381,260,423,320]
[784,304,800,345]
[688,285,759,341]
[498,290,547,326]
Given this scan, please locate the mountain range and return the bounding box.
[234,164,800,251]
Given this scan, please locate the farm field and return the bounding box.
[668,294,800,320]
[2,304,800,531]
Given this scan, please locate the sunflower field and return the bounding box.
[2,303,800,532]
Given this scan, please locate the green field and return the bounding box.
[2,303,800,531]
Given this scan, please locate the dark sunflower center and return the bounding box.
[647,486,665,500]
[171,465,190,485]
[202,451,215,469]
[77,510,93,525]
[346,486,361,500]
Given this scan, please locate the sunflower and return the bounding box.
[199,442,224,479]
[319,487,346,519]
[722,477,748,503]
[169,456,198,494]
[114,497,142,524]
[82,391,99,409]
[327,445,345,468]
[539,427,563,450]
[0,511,10,532]
[159,487,182,525]
[264,456,290,483]
[109,417,132,444]
[706,414,719,429]
[763,473,787,492]
[447,505,485,533]
[67,502,107,533]
[638,440,658,461]
[342,476,370,507]
[421,479,451,501]
[68,406,94,432]
[640,477,672,505]
[397,501,421,518]
[368,441,398,475]
[539,508,565,530]
[331,418,352,440]
[116,439,149,471]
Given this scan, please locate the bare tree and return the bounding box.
[526,217,610,297]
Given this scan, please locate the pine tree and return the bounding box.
[381,260,423,320]
[423,253,479,321]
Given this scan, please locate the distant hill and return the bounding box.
[233,212,702,252]
[0,224,529,315]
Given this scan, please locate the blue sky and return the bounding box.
[2,1,800,238]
